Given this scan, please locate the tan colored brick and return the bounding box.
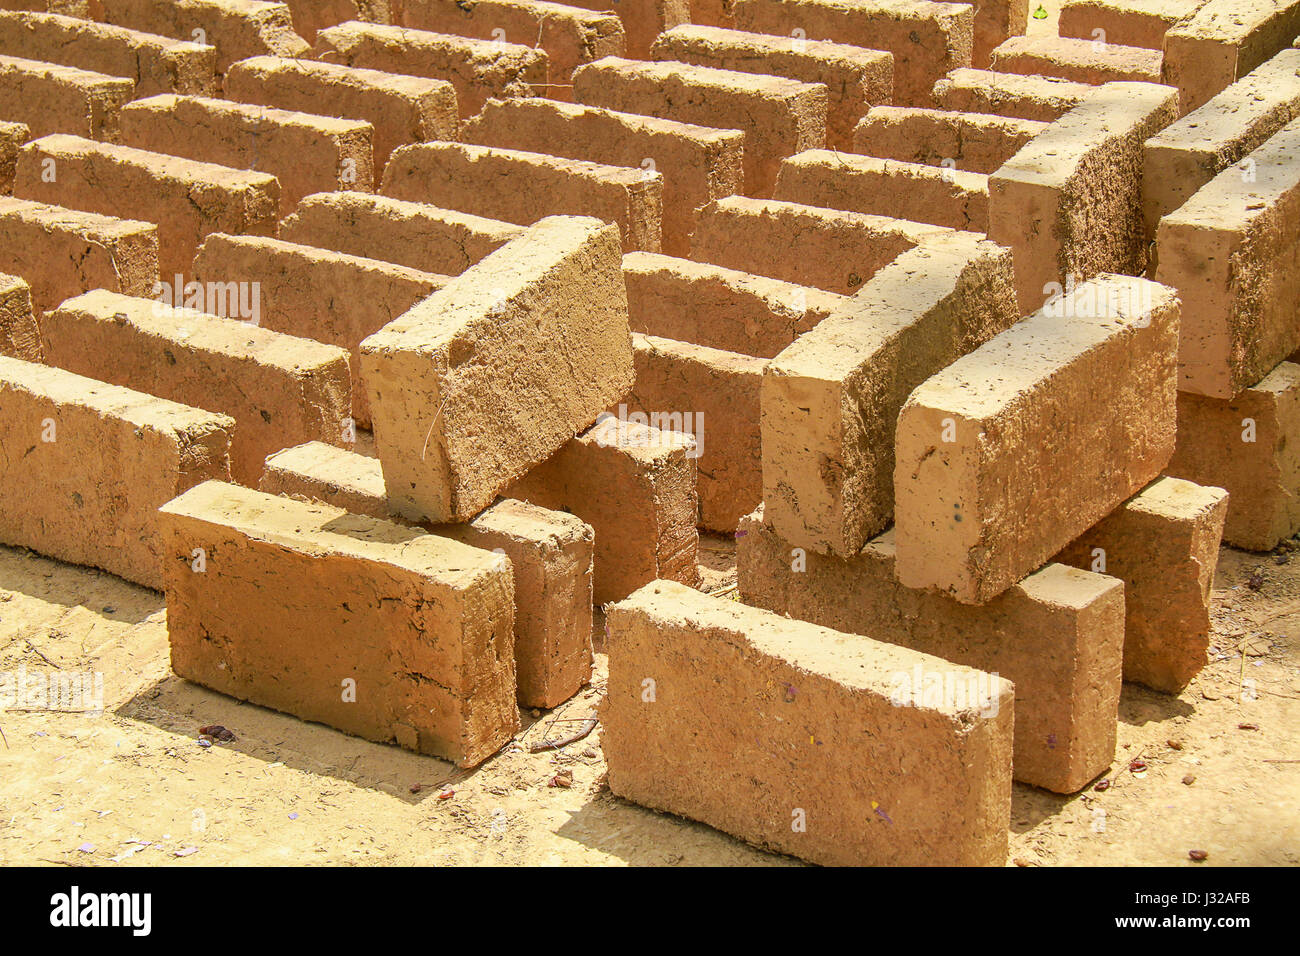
[1060,0,1204,51]
[604,579,1014,866]
[738,509,1124,793]
[853,106,1046,175]
[158,480,518,766]
[0,355,232,587]
[0,54,132,140]
[0,118,27,192]
[0,272,37,360]
[895,275,1179,604]
[564,0,688,59]
[281,0,395,43]
[933,67,1095,120]
[989,35,1164,84]
[260,441,595,708]
[1163,0,1300,112]
[1055,476,1229,693]
[100,0,310,74]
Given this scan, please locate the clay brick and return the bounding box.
[100,0,310,74]
[260,441,595,708]
[1055,476,1229,693]
[1166,362,1300,550]
[1143,49,1300,244]
[689,0,734,27]
[625,332,764,532]
[281,0,394,42]
[398,0,624,98]
[0,355,233,587]
[970,0,1029,67]
[0,54,132,141]
[564,0,688,59]
[1163,0,1300,113]
[192,232,445,427]
[120,93,374,216]
[764,233,1018,557]
[313,20,547,116]
[0,0,96,16]
[604,579,1014,866]
[572,56,826,199]
[732,0,974,107]
[989,82,1179,313]
[894,274,1179,604]
[933,67,1095,120]
[774,148,990,231]
[460,96,742,258]
[737,509,1123,793]
[1059,0,1203,51]
[158,480,517,766]
[651,24,893,150]
[506,415,700,603]
[0,196,158,314]
[362,216,634,523]
[853,106,1046,175]
[0,12,217,95]
[0,118,27,192]
[622,251,847,358]
[15,134,277,281]
[988,35,1164,84]
[381,141,663,254]
[42,289,351,483]
[0,272,37,359]
[224,55,456,172]
[280,191,522,274]
[690,196,951,293]
[1155,117,1300,398]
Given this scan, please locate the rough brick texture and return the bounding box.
[853,106,1046,175]
[933,67,1095,121]
[1163,0,1300,113]
[0,54,132,141]
[100,0,310,74]
[989,35,1164,85]
[0,119,27,192]
[0,272,37,359]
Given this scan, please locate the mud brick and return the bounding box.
[281,0,395,42]
[0,197,158,314]
[260,441,595,708]
[361,216,634,524]
[1166,362,1300,550]
[894,274,1179,604]
[381,141,663,253]
[398,0,624,98]
[764,233,1018,558]
[0,55,132,140]
[42,289,350,483]
[0,272,37,359]
[853,106,1046,174]
[564,0,688,59]
[313,20,547,117]
[604,579,1014,866]
[689,0,735,27]
[774,148,990,231]
[737,509,1123,793]
[651,24,893,150]
[1143,49,1300,244]
[989,82,1179,313]
[572,56,826,199]
[1056,476,1229,693]
[933,67,1095,120]
[224,55,456,172]
[192,232,444,427]
[988,35,1164,84]
[1059,0,1202,51]
[622,251,846,358]
[100,0,310,75]
[625,332,764,532]
[460,97,742,258]
[0,12,217,95]
[0,355,232,587]
[506,415,700,603]
[690,196,951,294]
[120,94,374,216]
[14,134,277,281]
[280,191,522,274]
[1155,116,1300,398]
[732,0,974,107]
[158,480,517,766]
[0,0,96,15]
[1163,0,1300,112]
[970,0,1028,67]
[0,119,26,192]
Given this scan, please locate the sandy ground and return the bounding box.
[0,529,1296,867]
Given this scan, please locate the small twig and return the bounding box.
[1262,759,1300,764]
[528,717,597,753]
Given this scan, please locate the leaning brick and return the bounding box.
[932,67,1095,120]
[280,0,396,42]
[100,0,310,74]
[988,35,1164,85]
[0,54,132,141]
[1163,0,1300,113]
[604,579,1014,866]
[853,106,1046,175]
[563,0,688,59]
[0,118,27,192]
[1059,0,1197,51]
[158,480,518,766]
[0,272,37,360]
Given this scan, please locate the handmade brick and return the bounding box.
[1059,0,1202,51]
[0,272,37,359]
[604,579,1014,866]
[564,0,688,59]
[100,0,310,74]
[853,106,1046,175]
[381,141,663,254]
[158,480,518,766]
[0,119,27,192]
[1163,0,1300,112]
[933,67,1095,121]
[0,54,131,141]
[281,0,395,42]
[361,216,634,523]
[1055,476,1229,693]
[764,233,1018,557]
[0,355,232,587]
[738,509,1123,793]
[894,274,1179,604]
[988,35,1164,84]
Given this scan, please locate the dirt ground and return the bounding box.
[0,527,1296,867]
